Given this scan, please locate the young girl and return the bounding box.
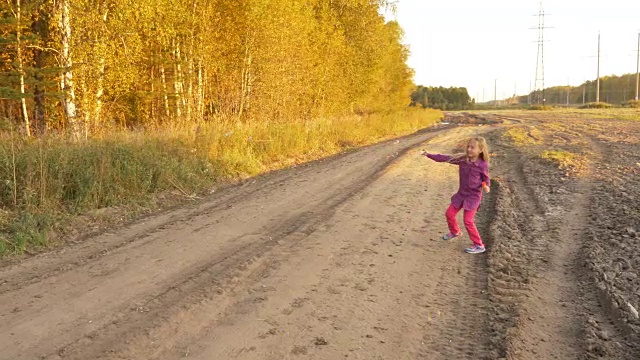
[421,137,491,254]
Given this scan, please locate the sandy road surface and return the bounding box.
[1,122,497,360]
[3,112,640,360]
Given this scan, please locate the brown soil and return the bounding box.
[1,112,639,360]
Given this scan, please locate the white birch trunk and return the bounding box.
[239,41,251,119]
[16,0,31,137]
[177,42,187,121]
[59,0,80,140]
[197,61,204,120]
[188,1,197,122]
[187,55,194,122]
[160,63,170,118]
[173,40,182,120]
[246,52,253,112]
[150,67,156,121]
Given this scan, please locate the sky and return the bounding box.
[387,0,640,102]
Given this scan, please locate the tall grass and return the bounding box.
[0,109,442,255]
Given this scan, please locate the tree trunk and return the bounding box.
[33,63,46,135]
[31,4,49,135]
[92,8,108,134]
[150,66,156,121]
[246,53,253,112]
[173,40,184,121]
[16,0,31,137]
[160,63,170,118]
[173,62,182,120]
[197,60,204,120]
[187,54,194,122]
[93,56,105,132]
[187,1,197,123]
[239,41,252,119]
[59,0,80,140]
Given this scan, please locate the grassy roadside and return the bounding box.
[0,109,442,256]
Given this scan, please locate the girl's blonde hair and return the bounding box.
[449,137,490,165]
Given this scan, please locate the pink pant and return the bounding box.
[445,204,484,247]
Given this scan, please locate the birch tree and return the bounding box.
[1,0,31,135]
[57,0,79,139]
[1,0,416,134]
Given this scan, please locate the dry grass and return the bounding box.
[550,108,640,122]
[502,127,543,146]
[540,150,577,166]
[488,108,640,122]
[539,149,589,175]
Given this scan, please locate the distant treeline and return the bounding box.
[410,86,472,110]
[521,73,639,105]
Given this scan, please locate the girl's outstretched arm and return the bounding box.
[423,153,452,162]
[422,151,467,164]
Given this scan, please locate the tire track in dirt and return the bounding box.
[0,157,334,294]
[484,115,640,360]
[1,122,504,360]
[141,125,497,360]
[581,124,640,360]
[481,120,598,359]
[505,152,591,359]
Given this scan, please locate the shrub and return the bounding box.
[579,102,612,109]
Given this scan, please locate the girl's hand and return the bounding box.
[420,150,429,156]
[482,182,491,193]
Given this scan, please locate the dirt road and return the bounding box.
[1,112,639,360]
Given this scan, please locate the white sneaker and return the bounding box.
[465,245,486,254]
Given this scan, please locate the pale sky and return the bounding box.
[389,0,640,101]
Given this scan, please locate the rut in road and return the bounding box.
[154,126,496,360]
[0,123,498,360]
[481,119,639,360]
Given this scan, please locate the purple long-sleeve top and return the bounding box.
[426,153,490,211]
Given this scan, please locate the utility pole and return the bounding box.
[494,79,497,106]
[582,84,586,104]
[596,32,601,103]
[566,78,570,106]
[531,2,552,105]
[636,32,640,101]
